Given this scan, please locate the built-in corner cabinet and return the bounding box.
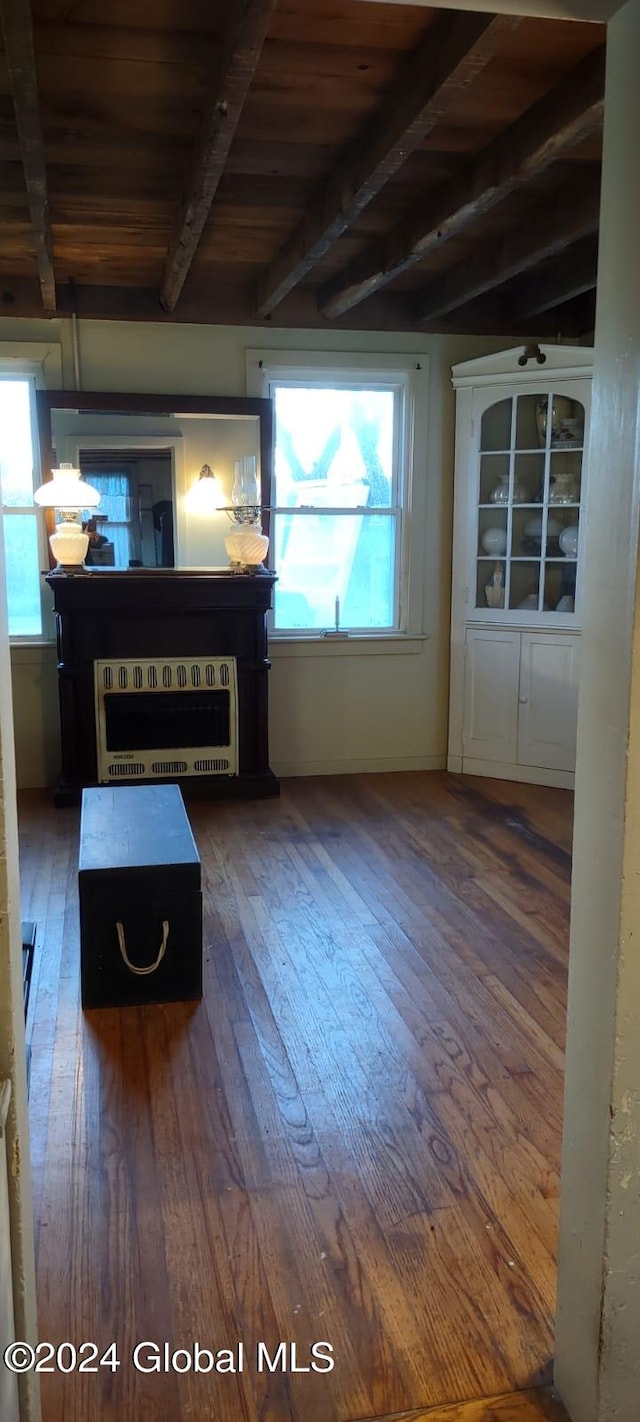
[448,344,592,788]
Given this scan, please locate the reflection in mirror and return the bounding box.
[78,449,174,568]
[38,395,273,572]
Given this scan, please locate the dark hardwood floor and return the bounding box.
[19,772,572,1422]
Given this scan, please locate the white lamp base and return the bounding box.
[224,526,269,571]
[49,524,90,571]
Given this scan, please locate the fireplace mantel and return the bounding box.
[46,568,279,805]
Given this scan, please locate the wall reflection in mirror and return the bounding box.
[79,449,174,568]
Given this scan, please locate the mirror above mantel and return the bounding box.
[36,391,273,571]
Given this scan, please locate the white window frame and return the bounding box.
[246,349,429,640]
[0,344,62,642]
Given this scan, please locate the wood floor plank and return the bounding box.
[352,1382,568,1420]
[20,771,573,1422]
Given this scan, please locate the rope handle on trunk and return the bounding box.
[116,920,169,976]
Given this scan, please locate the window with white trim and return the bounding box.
[248,353,426,636]
[0,372,48,637]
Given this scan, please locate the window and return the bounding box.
[248,352,426,637]
[0,375,46,637]
[81,469,134,567]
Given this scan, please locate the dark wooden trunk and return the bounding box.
[78,784,203,1009]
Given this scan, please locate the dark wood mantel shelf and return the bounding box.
[46,568,279,806]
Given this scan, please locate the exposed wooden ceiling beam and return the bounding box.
[507,240,598,320]
[0,0,55,313]
[254,12,520,319]
[320,44,604,321]
[160,0,276,313]
[0,275,567,338]
[413,173,601,322]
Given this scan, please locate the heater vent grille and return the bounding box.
[94,657,239,783]
[100,661,232,695]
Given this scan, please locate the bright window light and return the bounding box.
[271,383,401,633]
[0,376,44,637]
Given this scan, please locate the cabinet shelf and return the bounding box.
[481,445,584,456]
[479,501,580,510]
[479,501,538,510]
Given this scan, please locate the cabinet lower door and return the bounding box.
[463,629,520,763]
[517,632,580,771]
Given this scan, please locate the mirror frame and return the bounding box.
[36,389,274,570]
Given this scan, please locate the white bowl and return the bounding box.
[481,526,507,555]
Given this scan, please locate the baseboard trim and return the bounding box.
[459,757,574,789]
[271,755,447,778]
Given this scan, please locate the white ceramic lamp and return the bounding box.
[34,463,101,571]
[224,454,269,570]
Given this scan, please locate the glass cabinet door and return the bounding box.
[475,390,583,617]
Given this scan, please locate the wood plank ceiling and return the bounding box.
[0,0,605,335]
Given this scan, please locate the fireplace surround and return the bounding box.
[45,569,278,805]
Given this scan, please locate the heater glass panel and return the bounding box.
[104,690,230,752]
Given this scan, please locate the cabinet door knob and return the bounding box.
[519,695,528,704]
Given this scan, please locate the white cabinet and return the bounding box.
[449,344,591,788]
[517,632,580,772]
[461,628,580,781]
[463,629,520,764]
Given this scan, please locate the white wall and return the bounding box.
[2,315,517,785]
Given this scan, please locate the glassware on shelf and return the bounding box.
[480,526,508,555]
[522,514,562,555]
[489,473,509,504]
[536,396,583,448]
[559,524,579,558]
[550,468,579,504]
[489,473,527,504]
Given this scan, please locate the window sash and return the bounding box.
[270,377,405,510]
[0,370,49,639]
[270,507,402,634]
[267,375,408,634]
